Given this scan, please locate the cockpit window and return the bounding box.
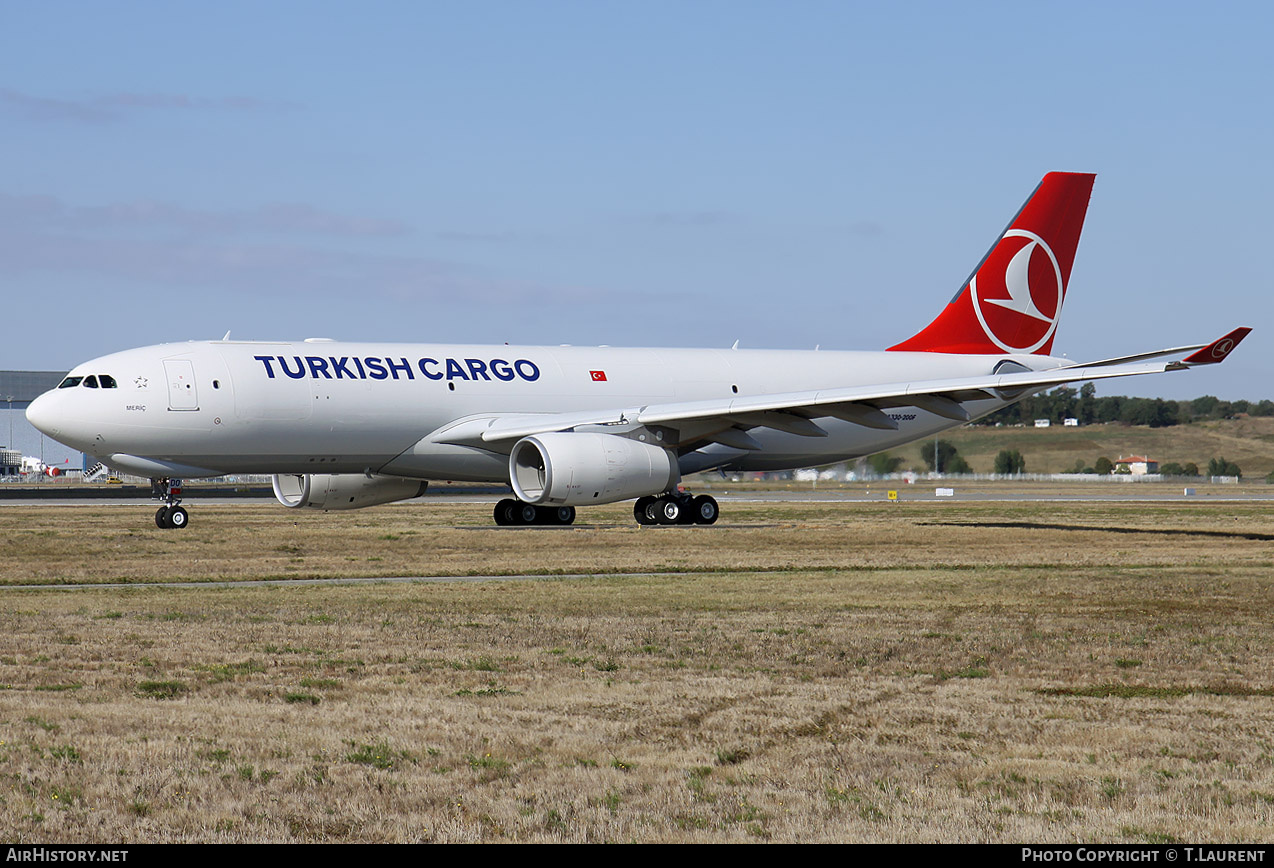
[54,374,116,389]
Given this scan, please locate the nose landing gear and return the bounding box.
[152,478,190,529]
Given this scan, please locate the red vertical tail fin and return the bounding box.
[889,172,1096,355]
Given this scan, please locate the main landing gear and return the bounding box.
[152,477,189,530]
[491,491,720,527]
[633,492,719,526]
[493,498,577,526]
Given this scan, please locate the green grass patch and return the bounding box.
[346,740,417,770]
[49,745,81,762]
[467,753,511,772]
[299,677,341,689]
[136,679,189,699]
[455,686,514,696]
[195,659,265,682]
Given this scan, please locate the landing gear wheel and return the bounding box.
[691,495,719,525]
[494,498,516,526]
[155,506,171,529]
[656,497,683,525]
[634,496,656,525]
[167,506,189,529]
[493,499,574,526]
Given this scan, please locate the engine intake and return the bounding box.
[509,432,678,506]
[271,473,427,510]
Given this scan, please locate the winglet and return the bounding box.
[1182,327,1252,365]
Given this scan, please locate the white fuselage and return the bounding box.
[27,340,1056,480]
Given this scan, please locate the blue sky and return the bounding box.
[2,1,1270,400]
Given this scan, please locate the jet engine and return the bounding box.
[271,473,428,510]
[508,432,678,506]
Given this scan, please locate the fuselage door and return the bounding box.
[164,359,199,411]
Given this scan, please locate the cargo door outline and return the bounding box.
[164,360,199,411]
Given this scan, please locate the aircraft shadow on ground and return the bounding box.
[923,520,1274,542]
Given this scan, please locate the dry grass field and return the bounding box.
[2,496,1273,842]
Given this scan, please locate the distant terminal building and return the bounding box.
[0,370,67,409]
[0,369,77,473]
[1113,456,1159,475]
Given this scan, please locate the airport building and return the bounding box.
[0,371,66,408]
[0,370,80,474]
[1112,455,1160,475]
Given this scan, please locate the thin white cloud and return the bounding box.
[0,193,409,238]
[0,228,612,309]
[0,193,634,310]
[645,210,736,227]
[0,88,114,123]
[0,87,294,123]
[435,229,529,244]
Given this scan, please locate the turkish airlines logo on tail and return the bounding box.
[1211,339,1236,360]
[589,370,607,381]
[970,229,1064,353]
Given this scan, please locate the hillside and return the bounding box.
[890,416,1274,478]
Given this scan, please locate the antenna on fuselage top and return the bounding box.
[220,330,231,341]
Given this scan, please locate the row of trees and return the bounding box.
[870,441,1021,475]
[1062,457,1242,477]
[978,384,1274,428]
[865,443,1243,478]
[938,444,1026,475]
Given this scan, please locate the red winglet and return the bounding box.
[1183,327,1252,365]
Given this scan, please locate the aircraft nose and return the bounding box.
[25,392,61,437]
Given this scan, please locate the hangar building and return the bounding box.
[0,370,79,472]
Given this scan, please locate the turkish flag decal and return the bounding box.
[589,370,607,381]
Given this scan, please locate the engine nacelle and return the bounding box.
[509,432,678,506]
[271,473,428,510]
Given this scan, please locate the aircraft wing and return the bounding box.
[1055,327,1251,369]
[432,328,1250,449]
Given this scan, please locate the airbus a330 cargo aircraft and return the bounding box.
[26,173,1249,529]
